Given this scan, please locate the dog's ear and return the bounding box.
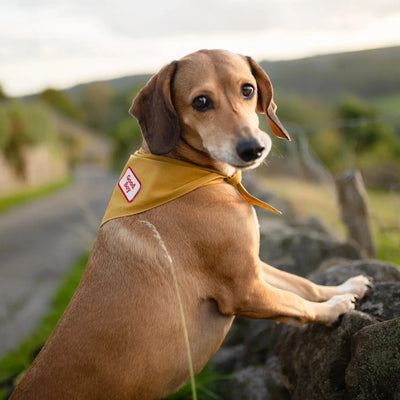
[129,61,180,154]
[247,57,291,141]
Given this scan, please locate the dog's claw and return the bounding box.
[366,277,374,290]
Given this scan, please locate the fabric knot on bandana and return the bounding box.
[100,150,281,227]
[225,170,281,215]
[225,171,242,186]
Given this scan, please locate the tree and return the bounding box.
[0,84,7,101]
[0,101,59,177]
[308,95,400,183]
[111,115,142,170]
[80,82,115,131]
[337,95,400,160]
[39,88,82,121]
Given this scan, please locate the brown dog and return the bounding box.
[11,49,370,400]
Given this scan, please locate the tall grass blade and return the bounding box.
[139,220,197,400]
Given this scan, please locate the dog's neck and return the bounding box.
[141,139,237,177]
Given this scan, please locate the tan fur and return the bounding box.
[11,49,370,400]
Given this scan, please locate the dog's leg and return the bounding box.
[252,280,357,324]
[260,262,371,302]
[217,271,365,325]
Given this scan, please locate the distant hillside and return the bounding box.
[64,46,400,103]
[260,46,400,100]
[67,73,151,100]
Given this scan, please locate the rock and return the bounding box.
[240,320,285,367]
[276,312,376,400]
[259,216,361,277]
[288,215,332,234]
[265,356,291,400]
[212,215,400,400]
[229,366,270,400]
[211,344,245,374]
[346,318,400,400]
[358,282,400,321]
[275,260,400,400]
[213,319,289,399]
[309,259,400,286]
[216,319,286,370]
[310,261,400,321]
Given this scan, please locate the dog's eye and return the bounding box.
[241,84,255,99]
[192,95,213,111]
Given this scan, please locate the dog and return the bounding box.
[11,49,370,400]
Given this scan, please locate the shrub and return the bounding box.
[0,100,60,176]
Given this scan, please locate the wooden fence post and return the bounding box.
[335,170,376,258]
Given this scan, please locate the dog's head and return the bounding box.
[130,49,290,170]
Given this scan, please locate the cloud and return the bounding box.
[1,0,400,95]
[64,0,400,36]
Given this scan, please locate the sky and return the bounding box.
[1,0,400,97]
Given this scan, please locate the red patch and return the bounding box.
[118,167,141,202]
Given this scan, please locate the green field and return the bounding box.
[0,175,72,214]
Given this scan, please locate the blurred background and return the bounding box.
[0,0,400,398]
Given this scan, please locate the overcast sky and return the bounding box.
[1,0,400,96]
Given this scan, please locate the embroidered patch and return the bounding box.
[118,167,141,202]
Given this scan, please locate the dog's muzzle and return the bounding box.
[236,138,265,162]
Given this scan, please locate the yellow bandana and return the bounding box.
[100,150,281,227]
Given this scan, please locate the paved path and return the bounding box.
[0,166,117,357]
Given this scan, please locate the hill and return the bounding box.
[67,74,151,101]
[260,46,400,100]
[63,46,400,103]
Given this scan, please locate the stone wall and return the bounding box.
[212,213,400,400]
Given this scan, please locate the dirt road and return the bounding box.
[0,166,117,357]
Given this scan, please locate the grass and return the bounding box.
[0,175,73,214]
[165,365,229,400]
[369,187,400,264]
[0,253,88,399]
[262,175,344,230]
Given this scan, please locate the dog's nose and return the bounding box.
[236,139,265,162]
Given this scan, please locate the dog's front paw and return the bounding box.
[319,293,357,324]
[339,275,372,299]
